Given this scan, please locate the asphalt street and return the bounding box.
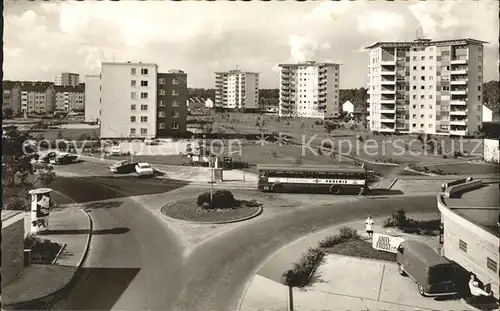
[36,164,438,311]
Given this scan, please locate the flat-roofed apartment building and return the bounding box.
[99,62,188,139]
[278,61,340,119]
[84,75,101,122]
[214,69,259,111]
[100,62,158,139]
[157,70,187,136]
[366,38,486,136]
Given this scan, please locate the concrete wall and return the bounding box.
[437,196,499,299]
[484,138,499,163]
[1,212,25,288]
[85,75,101,122]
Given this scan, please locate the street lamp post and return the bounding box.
[208,155,216,208]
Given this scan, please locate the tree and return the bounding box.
[3,107,14,119]
[324,120,339,134]
[483,81,500,111]
[2,126,37,188]
[33,163,56,188]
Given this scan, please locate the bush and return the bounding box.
[196,190,238,210]
[318,226,361,248]
[24,233,43,249]
[282,247,325,287]
[384,209,440,236]
[3,196,29,211]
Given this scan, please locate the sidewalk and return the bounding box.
[154,164,258,186]
[2,205,91,306]
[239,214,472,311]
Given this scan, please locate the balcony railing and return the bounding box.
[450,78,468,85]
[450,89,467,95]
[450,109,467,115]
[450,119,467,126]
[450,100,467,106]
[451,68,468,75]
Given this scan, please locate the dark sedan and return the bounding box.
[108,160,138,174]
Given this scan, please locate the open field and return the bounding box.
[41,128,100,140]
[209,112,485,165]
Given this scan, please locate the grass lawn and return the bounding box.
[423,162,500,175]
[322,239,396,262]
[161,197,261,223]
[41,128,100,140]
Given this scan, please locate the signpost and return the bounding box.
[28,188,53,234]
[372,233,404,253]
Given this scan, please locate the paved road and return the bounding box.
[41,172,437,311]
[45,177,187,311]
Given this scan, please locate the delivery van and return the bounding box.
[397,240,458,297]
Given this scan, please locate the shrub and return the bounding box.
[338,226,360,240]
[24,233,43,249]
[196,190,238,209]
[318,226,361,248]
[282,247,325,287]
[3,196,29,211]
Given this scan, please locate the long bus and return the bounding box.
[257,164,368,195]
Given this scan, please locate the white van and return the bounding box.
[110,146,122,156]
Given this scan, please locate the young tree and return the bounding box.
[3,107,14,119]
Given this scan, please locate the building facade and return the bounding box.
[54,86,85,112]
[61,73,80,87]
[278,61,340,119]
[366,38,486,136]
[214,69,259,111]
[15,82,56,115]
[156,70,187,136]
[437,183,499,300]
[2,81,22,114]
[100,62,158,139]
[53,76,62,86]
[84,75,101,122]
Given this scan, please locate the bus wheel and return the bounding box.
[330,185,342,195]
[417,284,426,297]
[398,264,407,276]
[272,184,283,193]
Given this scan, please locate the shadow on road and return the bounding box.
[368,189,404,196]
[83,200,123,210]
[45,227,130,236]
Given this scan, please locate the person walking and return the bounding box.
[365,216,374,238]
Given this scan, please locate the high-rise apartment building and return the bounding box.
[61,73,80,87]
[16,82,56,115]
[366,38,486,136]
[99,62,188,139]
[53,76,62,86]
[84,75,101,122]
[278,61,340,119]
[157,70,188,136]
[214,69,259,111]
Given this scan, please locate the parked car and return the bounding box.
[108,160,138,174]
[397,240,458,297]
[108,146,123,156]
[135,163,154,177]
[39,152,57,163]
[50,153,78,165]
[144,139,160,146]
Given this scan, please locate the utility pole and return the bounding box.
[208,156,215,208]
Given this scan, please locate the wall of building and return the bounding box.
[84,75,101,122]
[244,73,259,110]
[482,105,493,122]
[156,72,187,136]
[325,65,340,119]
[483,138,499,163]
[100,63,158,138]
[466,44,483,135]
[437,196,499,300]
[1,212,25,288]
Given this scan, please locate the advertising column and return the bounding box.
[28,188,53,234]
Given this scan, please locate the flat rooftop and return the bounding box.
[444,182,500,237]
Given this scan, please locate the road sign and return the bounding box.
[372,233,404,253]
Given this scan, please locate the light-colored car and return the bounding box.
[135,163,154,176]
[109,146,123,156]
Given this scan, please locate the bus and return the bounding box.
[257,164,368,195]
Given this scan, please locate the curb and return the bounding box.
[3,206,93,308]
[161,201,263,225]
[459,298,499,311]
[403,166,438,177]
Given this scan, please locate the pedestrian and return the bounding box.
[365,216,374,238]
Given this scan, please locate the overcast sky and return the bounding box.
[4,0,499,89]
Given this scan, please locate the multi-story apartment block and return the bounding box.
[84,75,101,122]
[157,70,188,136]
[53,76,62,86]
[13,82,56,115]
[100,62,158,139]
[61,72,80,87]
[366,38,486,136]
[214,69,259,111]
[54,86,85,112]
[278,61,341,119]
[2,81,22,114]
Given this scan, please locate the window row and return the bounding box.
[130,104,149,111]
[131,80,149,87]
[157,111,180,117]
[158,89,179,96]
[157,122,179,130]
[130,128,148,135]
[459,239,497,273]
[131,92,149,99]
[158,99,180,107]
[262,170,365,179]
[131,68,149,75]
[158,78,179,85]
[130,116,149,122]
